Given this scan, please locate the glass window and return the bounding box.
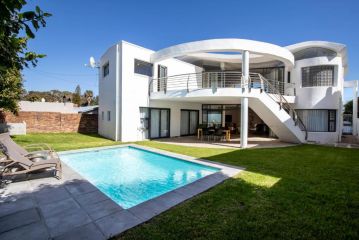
[302,65,334,87]
[134,59,153,77]
[103,62,109,77]
[287,71,291,83]
[101,111,104,121]
[157,65,167,91]
[296,109,336,132]
[107,111,111,121]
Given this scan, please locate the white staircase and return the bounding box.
[249,91,306,143]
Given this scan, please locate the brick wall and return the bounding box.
[0,111,98,133]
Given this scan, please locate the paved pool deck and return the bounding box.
[0,144,243,240]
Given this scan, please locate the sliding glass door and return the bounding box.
[149,108,170,139]
[180,110,199,136]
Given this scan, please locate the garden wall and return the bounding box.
[0,111,98,134]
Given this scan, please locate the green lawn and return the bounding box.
[12,133,359,239]
[12,133,122,151]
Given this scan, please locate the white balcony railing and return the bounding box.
[149,71,307,140]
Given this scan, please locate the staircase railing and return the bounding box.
[149,71,307,140]
[250,74,308,140]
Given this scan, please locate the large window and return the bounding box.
[302,65,334,87]
[139,107,170,139]
[202,104,240,127]
[296,109,336,132]
[103,62,109,77]
[134,59,153,77]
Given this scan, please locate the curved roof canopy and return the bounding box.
[151,39,295,67]
[286,41,348,72]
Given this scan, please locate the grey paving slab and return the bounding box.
[28,177,64,190]
[33,185,71,205]
[0,181,33,203]
[65,180,98,196]
[128,200,160,222]
[95,210,141,238]
[0,221,49,240]
[0,208,41,234]
[53,223,106,240]
[83,199,123,220]
[129,190,191,222]
[43,203,92,237]
[153,189,190,210]
[74,190,111,206]
[39,197,78,219]
[0,196,35,218]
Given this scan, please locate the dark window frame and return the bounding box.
[140,107,170,139]
[180,109,199,136]
[157,64,168,91]
[134,59,153,77]
[107,110,111,121]
[103,62,109,77]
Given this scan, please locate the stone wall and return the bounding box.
[0,111,98,133]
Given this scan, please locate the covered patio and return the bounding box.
[154,135,296,149]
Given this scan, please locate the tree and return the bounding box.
[0,68,23,113]
[0,0,51,113]
[72,85,81,106]
[0,1,51,73]
[83,90,93,106]
[344,100,353,114]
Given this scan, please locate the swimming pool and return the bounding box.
[60,146,219,209]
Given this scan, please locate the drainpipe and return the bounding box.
[353,80,358,136]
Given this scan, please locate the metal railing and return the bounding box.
[149,71,307,140]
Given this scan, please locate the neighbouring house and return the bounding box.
[98,38,357,146]
[0,101,98,134]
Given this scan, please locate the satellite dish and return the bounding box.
[85,56,99,68]
[89,56,96,68]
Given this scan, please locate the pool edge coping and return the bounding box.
[58,143,244,238]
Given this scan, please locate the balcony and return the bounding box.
[149,71,294,97]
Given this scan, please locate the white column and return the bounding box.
[353,80,358,136]
[240,50,249,148]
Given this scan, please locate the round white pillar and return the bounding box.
[240,50,249,148]
[240,97,248,148]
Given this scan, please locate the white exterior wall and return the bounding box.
[98,45,119,140]
[291,56,344,143]
[98,39,348,144]
[18,101,78,113]
[118,41,203,142]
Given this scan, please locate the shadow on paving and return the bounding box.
[0,170,125,240]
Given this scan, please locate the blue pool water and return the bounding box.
[60,146,219,209]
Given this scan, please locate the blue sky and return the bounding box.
[23,0,359,102]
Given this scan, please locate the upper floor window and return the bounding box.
[103,62,109,77]
[107,111,111,121]
[302,65,334,87]
[134,59,153,77]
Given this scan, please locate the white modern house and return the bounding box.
[98,38,351,146]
